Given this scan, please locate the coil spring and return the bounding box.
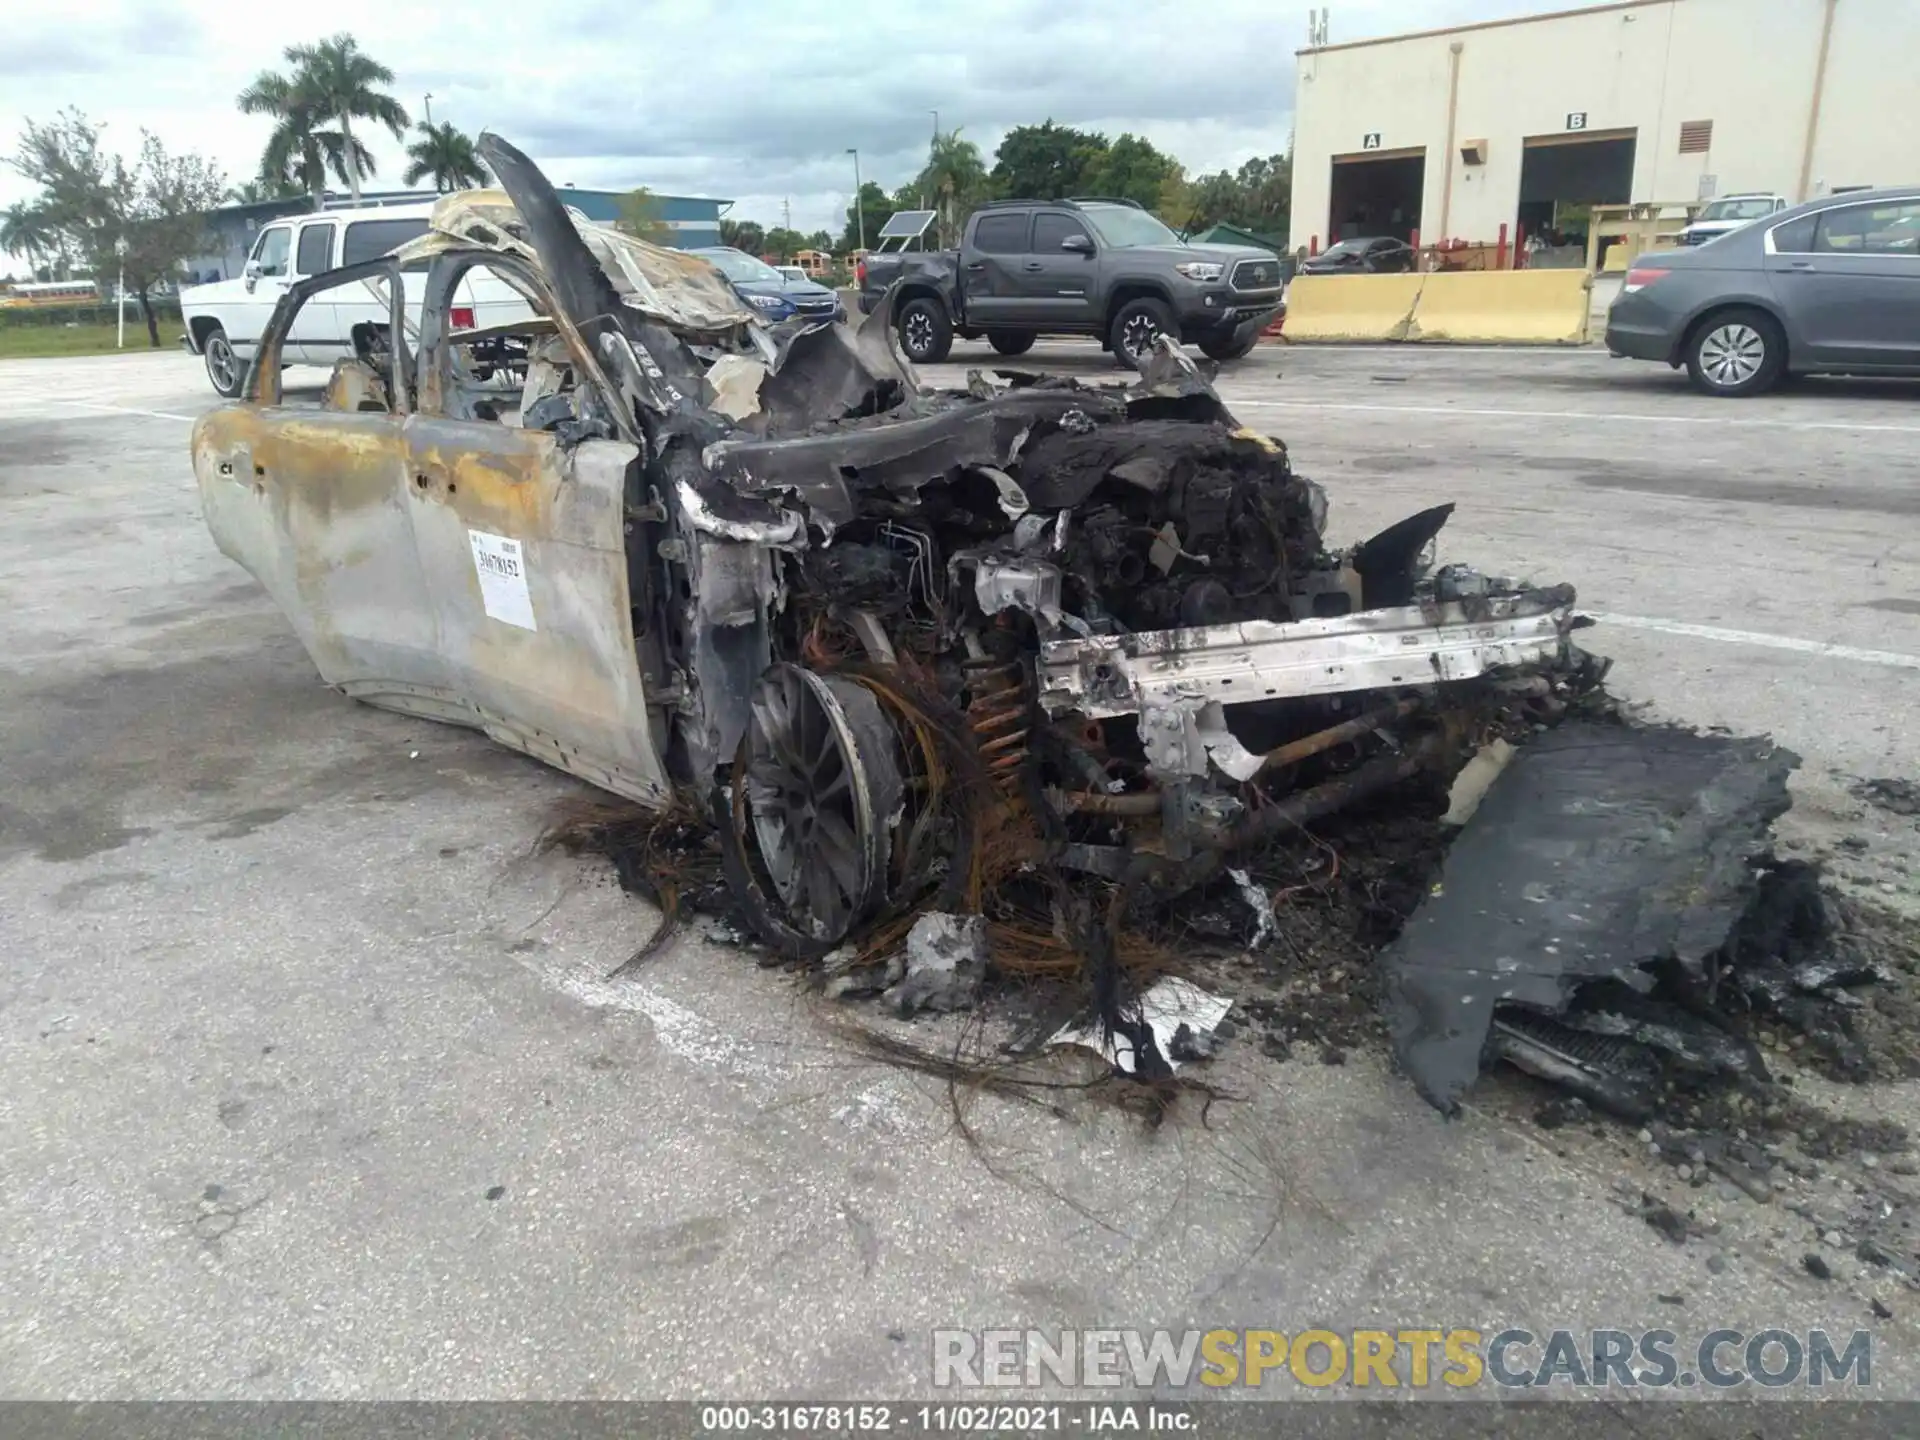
[964,659,1031,798]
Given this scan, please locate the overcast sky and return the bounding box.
[3,0,1548,254]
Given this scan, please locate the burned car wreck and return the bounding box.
[191,135,1887,1118]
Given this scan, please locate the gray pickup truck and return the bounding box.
[857,197,1284,367]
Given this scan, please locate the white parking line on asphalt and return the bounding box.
[1595,613,1920,671]
[1230,397,1920,435]
[538,956,788,1084]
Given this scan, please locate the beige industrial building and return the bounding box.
[1289,0,1918,256]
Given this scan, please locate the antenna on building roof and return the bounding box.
[1308,7,1330,47]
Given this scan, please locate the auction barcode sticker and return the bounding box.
[468,529,537,631]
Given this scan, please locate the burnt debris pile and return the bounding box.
[449,129,1906,1120]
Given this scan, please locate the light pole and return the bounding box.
[846,147,864,252]
[923,110,939,212]
[114,236,127,349]
[424,92,434,127]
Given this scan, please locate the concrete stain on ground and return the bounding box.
[202,806,297,840]
[0,800,154,863]
[129,584,267,630]
[1350,452,1440,473]
[630,1214,733,1269]
[51,870,154,910]
[0,637,529,863]
[1565,460,1920,516]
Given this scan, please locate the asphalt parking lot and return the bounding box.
[3,340,1918,1400]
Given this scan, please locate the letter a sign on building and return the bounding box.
[1362,132,1382,150]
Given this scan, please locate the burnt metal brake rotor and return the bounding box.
[722,664,905,955]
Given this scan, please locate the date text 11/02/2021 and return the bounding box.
[699,1405,1195,1433]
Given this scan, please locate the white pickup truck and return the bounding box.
[180,202,526,396]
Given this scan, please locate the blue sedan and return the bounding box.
[688,246,843,324]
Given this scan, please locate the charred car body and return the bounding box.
[192,135,1596,1084]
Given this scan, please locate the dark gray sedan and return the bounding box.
[1299,236,1418,275]
[1605,186,1920,396]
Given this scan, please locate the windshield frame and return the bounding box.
[698,248,785,285]
[1079,205,1181,250]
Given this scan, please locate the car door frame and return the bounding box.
[1767,197,1920,369]
[232,221,297,365]
[401,248,669,801]
[212,257,454,699]
[961,209,1031,325]
[286,217,342,364]
[338,212,436,365]
[1023,209,1100,326]
[1358,238,1398,273]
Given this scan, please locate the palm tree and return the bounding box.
[1,202,58,272]
[402,121,488,192]
[917,129,989,247]
[237,35,408,205]
[290,34,408,202]
[238,68,360,201]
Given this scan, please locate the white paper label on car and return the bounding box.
[468,529,537,631]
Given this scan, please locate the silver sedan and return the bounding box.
[1605,185,1920,396]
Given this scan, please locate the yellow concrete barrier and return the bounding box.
[1406,269,1592,344]
[1281,274,1425,342]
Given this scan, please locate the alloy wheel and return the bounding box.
[736,665,902,945]
[205,334,237,392]
[1121,313,1161,359]
[1699,323,1764,388]
[904,309,934,356]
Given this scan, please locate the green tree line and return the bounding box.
[6,111,225,345]
[830,120,1291,255]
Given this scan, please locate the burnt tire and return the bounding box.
[986,330,1035,356]
[716,666,904,960]
[1684,307,1784,397]
[1198,333,1258,362]
[1109,296,1176,369]
[202,325,244,398]
[896,296,953,364]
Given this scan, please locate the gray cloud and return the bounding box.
[3,0,1547,239]
[455,2,1306,175]
[2,3,201,77]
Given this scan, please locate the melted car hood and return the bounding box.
[389,188,760,338]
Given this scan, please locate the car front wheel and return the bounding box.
[1109,296,1176,369]
[1685,309,1784,397]
[202,326,245,398]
